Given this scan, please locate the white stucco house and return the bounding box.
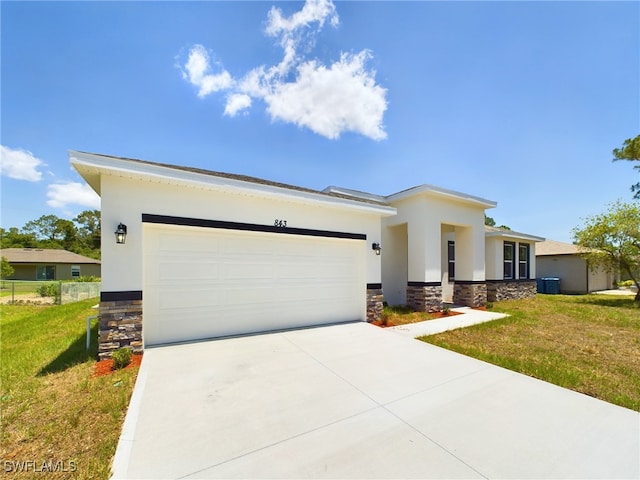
[70,151,543,358]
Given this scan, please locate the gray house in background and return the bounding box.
[535,240,613,293]
[1,248,101,281]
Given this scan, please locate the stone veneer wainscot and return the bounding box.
[406,282,442,313]
[98,294,143,360]
[486,279,537,302]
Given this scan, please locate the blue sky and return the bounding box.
[1,0,638,243]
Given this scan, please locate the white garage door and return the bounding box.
[143,224,366,346]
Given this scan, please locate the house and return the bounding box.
[536,239,614,293]
[70,151,543,358]
[0,248,101,281]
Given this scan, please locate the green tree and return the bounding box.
[1,256,14,279]
[612,134,640,198]
[22,214,63,241]
[0,227,38,248]
[572,200,640,302]
[485,214,510,230]
[74,210,101,250]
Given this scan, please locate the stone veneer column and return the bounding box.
[486,280,537,302]
[453,281,487,308]
[366,284,384,323]
[406,282,442,312]
[98,292,143,360]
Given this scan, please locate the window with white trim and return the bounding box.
[71,265,81,278]
[503,242,515,280]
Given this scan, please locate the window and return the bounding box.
[448,241,455,280]
[71,265,81,278]
[519,244,530,279]
[503,242,515,279]
[36,265,55,280]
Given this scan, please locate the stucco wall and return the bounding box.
[384,194,486,284]
[100,175,385,293]
[381,223,408,306]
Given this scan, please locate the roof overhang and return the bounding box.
[485,229,545,243]
[386,184,497,209]
[69,151,397,217]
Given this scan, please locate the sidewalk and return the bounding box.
[388,306,508,338]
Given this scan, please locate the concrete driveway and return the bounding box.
[112,322,639,479]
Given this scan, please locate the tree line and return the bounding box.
[0,210,101,260]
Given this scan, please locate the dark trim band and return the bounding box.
[142,214,366,241]
[101,291,143,302]
[486,279,536,283]
[407,281,441,287]
[453,280,487,285]
[367,283,382,290]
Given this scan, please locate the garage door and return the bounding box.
[143,223,366,346]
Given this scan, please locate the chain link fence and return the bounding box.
[0,280,101,305]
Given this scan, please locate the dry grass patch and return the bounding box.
[420,294,640,411]
[1,299,139,479]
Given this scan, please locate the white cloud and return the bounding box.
[0,145,44,181]
[179,0,387,141]
[224,93,252,117]
[47,182,100,210]
[181,45,233,98]
[265,52,387,140]
[265,0,338,37]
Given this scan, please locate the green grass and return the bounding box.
[419,294,640,411]
[1,299,139,479]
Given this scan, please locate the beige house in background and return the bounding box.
[535,240,613,293]
[1,248,101,281]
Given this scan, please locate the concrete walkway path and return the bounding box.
[388,306,508,337]
[112,322,639,479]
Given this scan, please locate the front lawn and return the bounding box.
[419,294,640,411]
[0,299,139,478]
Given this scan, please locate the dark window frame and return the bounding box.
[447,240,455,281]
[503,241,515,280]
[518,243,530,279]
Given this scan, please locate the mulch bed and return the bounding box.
[371,310,462,328]
[94,354,143,377]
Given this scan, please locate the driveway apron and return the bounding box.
[111,322,639,479]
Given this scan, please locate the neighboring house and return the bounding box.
[536,239,614,293]
[70,151,543,358]
[0,248,101,281]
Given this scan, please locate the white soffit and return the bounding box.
[387,184,497,209]
[69,151,396,217]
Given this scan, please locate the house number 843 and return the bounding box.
[274,219,288,228]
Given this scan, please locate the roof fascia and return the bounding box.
[485,230,546,242]
[69,151,396,217]
[386,184,497,209]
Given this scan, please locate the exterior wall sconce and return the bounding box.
[115,223,127,244]
[372,242,382,255]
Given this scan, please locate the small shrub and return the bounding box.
[37,283,59,299]
[442,306,451,315]
[72,275,101,283]
[618,280,634,288]
[112,348,132,370]
[486,301,494,309]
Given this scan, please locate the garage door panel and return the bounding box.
[144,225,365,346]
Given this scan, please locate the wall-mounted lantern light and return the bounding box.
[115,223,127,244]
[372,242,382,255]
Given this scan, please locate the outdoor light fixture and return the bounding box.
[372,242,382,255]
[114,223,127,244]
